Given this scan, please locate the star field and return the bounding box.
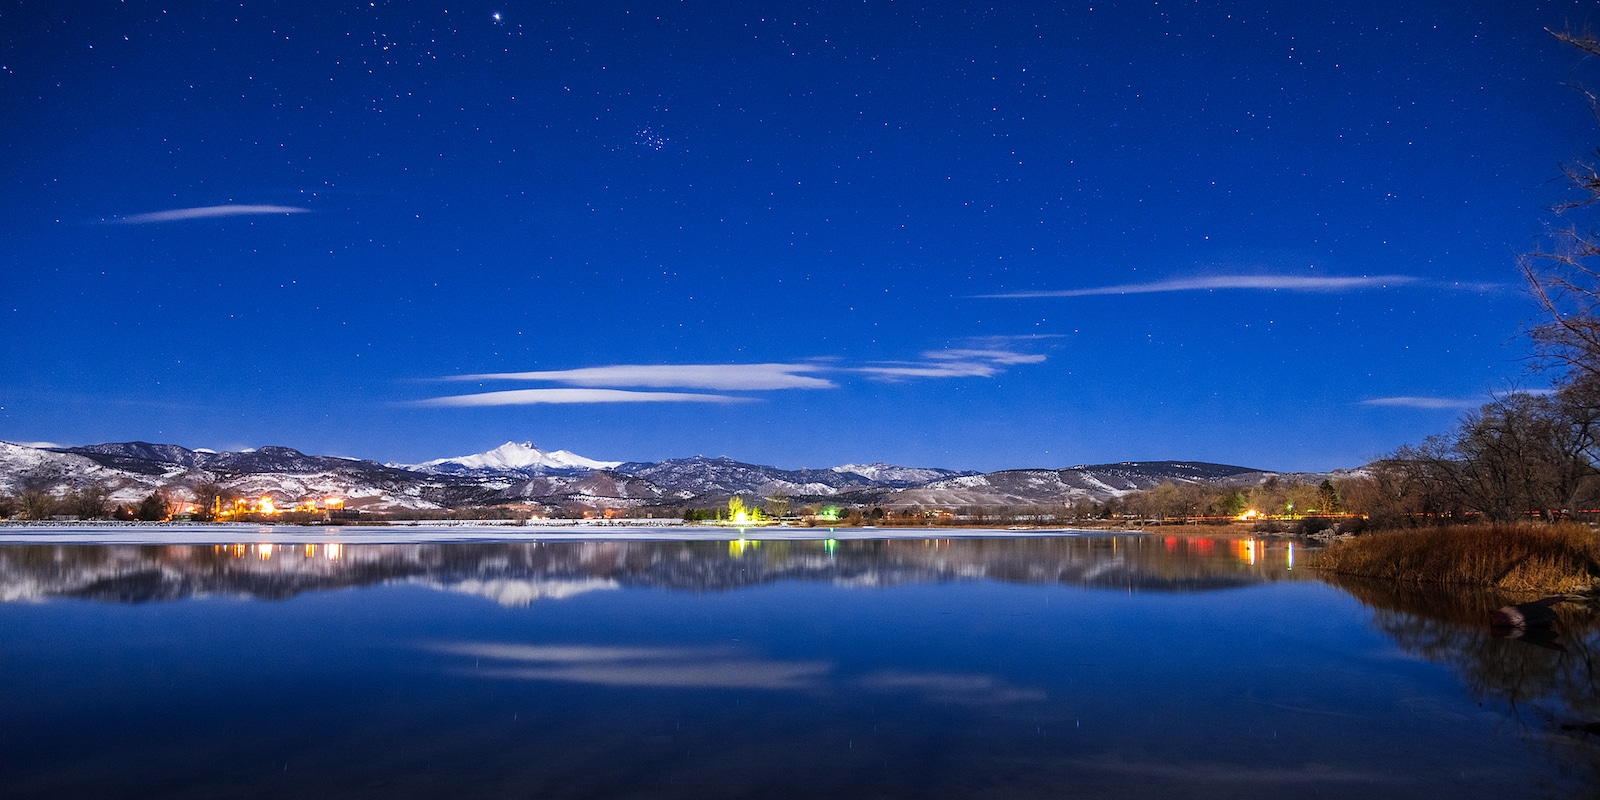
[2,1,1599,471]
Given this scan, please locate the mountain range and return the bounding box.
[0,439,1311,516]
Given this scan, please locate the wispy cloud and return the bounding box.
[927,349,1047,365]
[979,274,1417,299]
[427,642,831,690]
[855,348,1043,381]
[855,362,1002,379]
[114,204,310,224]
[449,363,834,391]
[416,388,748,407]
[1360,396,1483,410]
[425,343,1049,405]
[1361,388,1556,411]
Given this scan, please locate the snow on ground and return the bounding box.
[937,475,992,489]
[830,463,954,483]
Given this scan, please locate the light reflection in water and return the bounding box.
[0,535,1596,798]
[0,534,1307,606]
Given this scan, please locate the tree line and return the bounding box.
[1107,382,1600,532]
[0,483,172,521]
[0,481,248,522]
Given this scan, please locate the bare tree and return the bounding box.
[763,491,791,519]
[1383,393,1592,522]
[189,481,232,521]
[1524,30,1600,379]
[65,484,111,519]
[19,487,56,520]
[1452,393,1590,519]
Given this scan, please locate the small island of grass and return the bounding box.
[1313,524,1600,595]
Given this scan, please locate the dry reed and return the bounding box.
[1312,523,1600,594]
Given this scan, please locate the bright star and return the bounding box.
[491,11,502,23]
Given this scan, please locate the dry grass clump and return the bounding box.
[1313,524,1600,594]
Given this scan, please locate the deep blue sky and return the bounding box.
[3,0,1599,472]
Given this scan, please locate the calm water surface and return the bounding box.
[1,532,1597,798]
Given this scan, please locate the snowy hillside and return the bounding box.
[0,439,1293,514]
[830,462,969,486]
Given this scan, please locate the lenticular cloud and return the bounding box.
[450,363,834,391]
[980,274,1416,299]
[116,205,310,224]
[417,388,748,407]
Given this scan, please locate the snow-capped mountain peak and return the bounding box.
[409,442,620,474]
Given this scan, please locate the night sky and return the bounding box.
[3,0,1598,472]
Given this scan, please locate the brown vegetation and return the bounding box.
[1313,524,1600,594]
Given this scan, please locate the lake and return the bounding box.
[0,529,1596,798]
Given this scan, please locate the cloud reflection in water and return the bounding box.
[858,670,1046,704]
[430,641,1049,702]
[428,642,832,690]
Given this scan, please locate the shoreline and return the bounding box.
[0,522,1138,545]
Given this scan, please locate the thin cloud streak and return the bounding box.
[450,363,835,390]
[1362,388,1557,410]
[855,363,1001,379]
[417,388,748,407]
[427,347,1048,403]
[926,349,1047,365]
[856,347,1042,381]
[979,274,1417,299]
[115,204,310,224]
[1360,396,1482,410]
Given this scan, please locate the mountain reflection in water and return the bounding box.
[0,534,1305,605]
[7,533,1599,800]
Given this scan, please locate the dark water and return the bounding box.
[1,533,1597,799]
